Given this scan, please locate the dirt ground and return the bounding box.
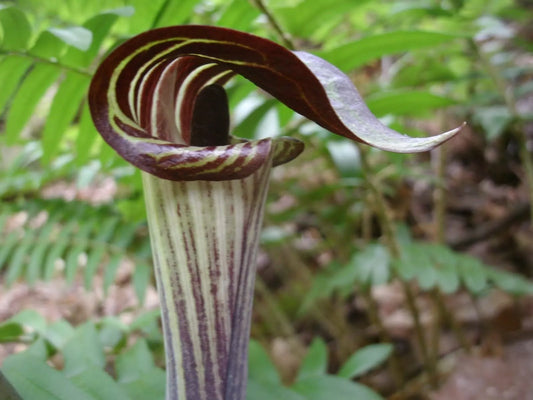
[431,339,533,400]
[2,271,533,399]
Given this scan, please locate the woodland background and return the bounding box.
[0,0,533,399]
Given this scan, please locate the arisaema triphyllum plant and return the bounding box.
[88,25,462,400]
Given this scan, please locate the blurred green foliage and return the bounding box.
[1,0,532,398]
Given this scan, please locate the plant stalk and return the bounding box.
[472,40,533,226]
[361,287,405,388]
[431,143,471,353]
[357,145,438,387]
[142,156,273,400]
[1,50,92,76]
[251,0,295,50]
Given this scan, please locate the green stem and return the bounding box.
[361,287,405,388]
[433,289,471,352]
[0,50,92,77]
[150,0,172,28]
[432,144,447,244]
[251,0,295,50]
[431,143,471,353]
[428,291,442,381]
[255,277,299,339]
[357,144,438,387]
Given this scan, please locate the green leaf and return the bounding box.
[62,322,106,377]
[0,56,32,114]
[129,309,162,342]
[77,160,101,188]
[8,310,47,335]
[399,243,459,291]
[459,256,488,294]
[248,340,281,385]
[395,243,427,281]
[84,245,106,289]
[417,256,438,290]
[297,338,328,381]
[0,233,19,272]
[109,6,136,17]
[430,246,460,294]
[389,1,454,18]
[4,63,61,144]
[217,0,260,31]
[64,217,96,283]
[487,268,533,296]
[233,99,277,140]
[120,368,166,400]
[337,343,393,379]
[5,233,33,285]
[273,0,367,40]
[115,339,156,383]
[292,375,384,400]
[113,223,138,247]
[0,6,32,50]
[227,79,256,109]
[299,267,339,313]
[76,102,100,165]
[103,253,123,293]
[43,220,78,280]
[132,264,151,304]
[30,30,67,59]
[1,353,94,400]
[0,322,24,343]
[84,217,120,288]
[352,244,391,287]
[62,9,130,68]
[127,0,166,32]
[318,31,460,72]
[247,380,305,400]
[26,221,56,284]
[303,244,390,310]
[152,0,198,27]
[276,102,295,127]
[70,366,131,400]
[327,139,362,178]
[98,317,127,351]
[472,105,513,140]
[49,26,92,51]
[391,59,457,88]
[64,243,85,283]
[44,319,75,350]
[42,71,90,163]
[24,337,49,360]
[366,91,456,117]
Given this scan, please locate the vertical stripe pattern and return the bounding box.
[142,149,273,400]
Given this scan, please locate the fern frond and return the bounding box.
[0,5,132,166]
[0,198,152,301]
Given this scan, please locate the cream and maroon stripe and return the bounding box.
[89,25,460,181]
[87,28,317,181]
[91,35,278,181]
[142,149,272,399]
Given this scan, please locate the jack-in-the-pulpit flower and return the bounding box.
[88,25,461,400]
